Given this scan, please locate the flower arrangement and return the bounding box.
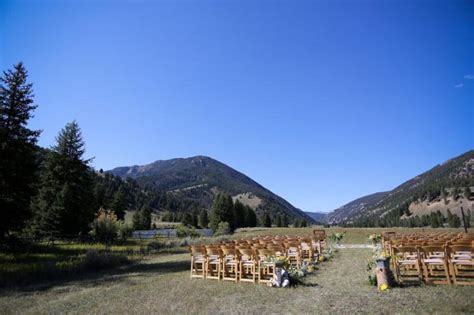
[367,243,391,290]
[368,233,382,246]
[329,232,345,245]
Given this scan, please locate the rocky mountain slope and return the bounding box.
[109,156,315,223]
[326,150,474,226]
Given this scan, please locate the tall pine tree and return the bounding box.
[33,121,94,237]
[0,63,41,238]
[111,189,127,220]
[233,199,245,229]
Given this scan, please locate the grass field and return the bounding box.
[1,227,473,314]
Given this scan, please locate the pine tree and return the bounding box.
[233,199,245,229]
[111,189,127,220]
[132,205,152,230]
[0,63,41,238]
[199,210,208,228]
[282,215,289,227]
[447,209,454,227]
[223,194,235,230]
[263,212,272,227]
[300,220,307,227]
[451,214,461,228]
[209,193,224,232]
[244,205,257,227]
[276,215,283,227]
[182,212,192,226]
[33,121,94,236]
[209,193,235,232]
[191,210,199,227]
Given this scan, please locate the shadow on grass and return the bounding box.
[0,257,190,294]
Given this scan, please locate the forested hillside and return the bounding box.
[109,156,315,225]
[328,150,474,227]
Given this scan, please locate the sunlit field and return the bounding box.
[1,227,473,314]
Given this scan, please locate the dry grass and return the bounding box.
[1,227,473,314]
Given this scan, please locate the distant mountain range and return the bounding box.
[109,156,315,223]
[306,150,474,225]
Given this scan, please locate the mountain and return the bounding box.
[305,211,329,223]
[109,156,315,223]
[326,150,474,226]
[325,192,390,224]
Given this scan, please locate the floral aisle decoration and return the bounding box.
[366,235,391,291]
[329,232,346,246]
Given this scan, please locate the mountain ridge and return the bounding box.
[109,155,315,224]
[325,150,474,226]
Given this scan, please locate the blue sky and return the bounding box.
[1,0,473,212]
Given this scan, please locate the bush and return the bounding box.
[176,225,201,238]
[117,221,133,241]
[83,250,129,271]
[214,221,231,236]
[89,208,120,244]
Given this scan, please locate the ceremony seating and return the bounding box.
[386,231,473,286]
[188,231,327,284]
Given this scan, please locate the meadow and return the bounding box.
[1,227,473,314]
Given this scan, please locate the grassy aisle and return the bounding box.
[1,247,473,314]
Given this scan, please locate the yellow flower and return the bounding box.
[319,256,325,262]
[307,265,314,272]
[379,284,389,291]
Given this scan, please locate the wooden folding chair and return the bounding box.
[190,245,206,279]
[284,242,301,268]
[205,246,222,281]
[221,248,239,283]
[238,248,257,283]
[420,245,451,285]
[257,249,276,284]
[392,246,422,284]
[448,245,473,286]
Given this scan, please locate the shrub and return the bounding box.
[214,221,231,236]
[176,225,201,238]
[146,241,164,253]
[117,221,133,241]
[89,208,120,244]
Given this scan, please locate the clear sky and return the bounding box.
[1,0,473,212]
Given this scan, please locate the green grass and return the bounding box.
[1,227,473,314]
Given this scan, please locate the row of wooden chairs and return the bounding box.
[190,232,326,284]
[385,232,474,286]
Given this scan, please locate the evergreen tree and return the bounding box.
[209,193,224,232]
[441,188,448,204]
[263,212,272,227]
[233,199,245,229]
[282,214,289,227]
[132,205,151,230]
[111,189,127,220]
[447,209,454,227]
[33,121,94,236]
[244,205,257,227]
[0,63,41,238]
[199,210,208,228]
[209,193,235,232]
[451,214,461,228]
[191,210,199,227]
[182,212,192,226]
[223,194,235,230]
[300,220,308,227]
[276,215,283,227]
